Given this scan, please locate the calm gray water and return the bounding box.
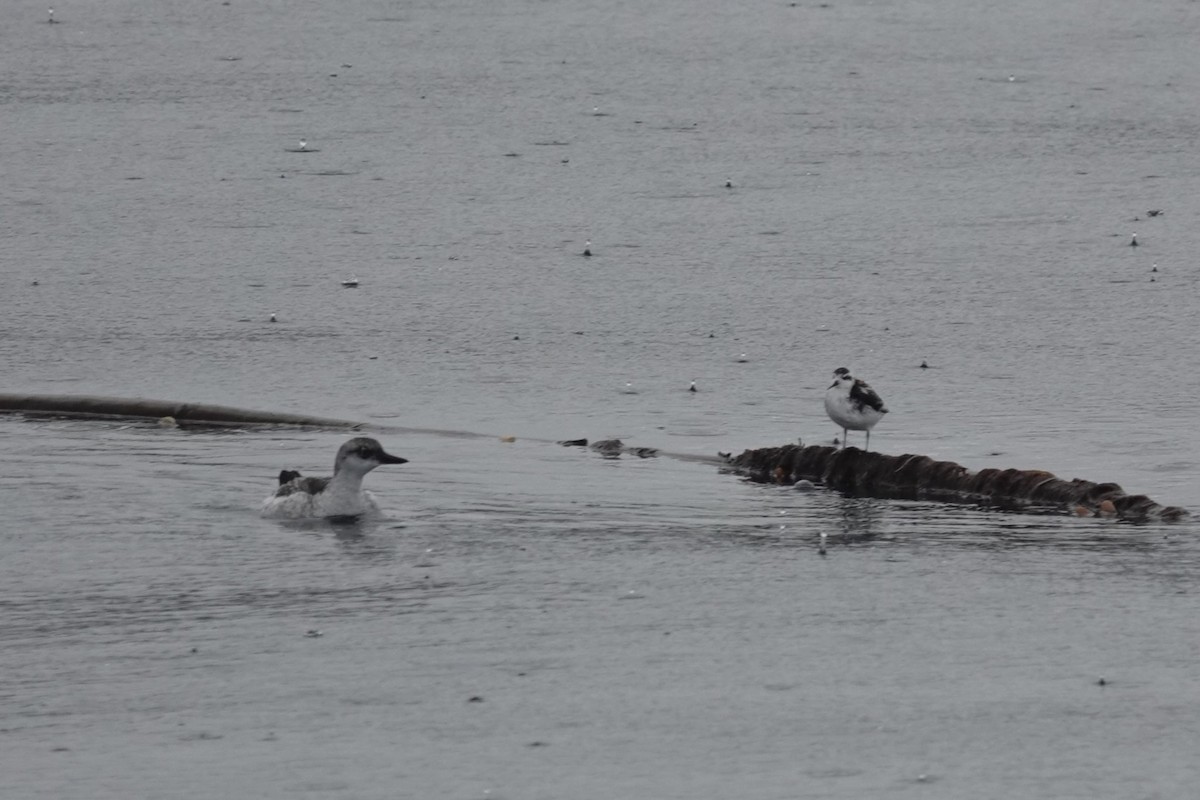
[3,0,1200,797]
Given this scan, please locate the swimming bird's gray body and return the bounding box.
[261,437,407,519]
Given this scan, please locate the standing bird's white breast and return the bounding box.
[824,367,888,449]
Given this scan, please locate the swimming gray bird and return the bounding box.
[261,437,407,519]
[824,367,888,450]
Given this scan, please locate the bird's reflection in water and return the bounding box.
[321,517,402,561]
[833,495,884,543]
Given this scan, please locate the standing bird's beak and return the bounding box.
[379,450,408,465]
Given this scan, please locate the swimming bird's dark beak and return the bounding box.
[380,451,408,465]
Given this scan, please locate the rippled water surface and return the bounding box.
[3,0,1200,797]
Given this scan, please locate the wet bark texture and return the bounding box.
[729,443,1188,522]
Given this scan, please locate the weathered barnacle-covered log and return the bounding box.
[728,444,1188,522]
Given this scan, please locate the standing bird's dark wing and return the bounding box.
[850,379,888,414]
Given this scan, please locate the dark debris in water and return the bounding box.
[590,439,623,458]
[574,439,659,458]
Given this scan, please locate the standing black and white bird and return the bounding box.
[824,367,888,450]
[260,437,408,519]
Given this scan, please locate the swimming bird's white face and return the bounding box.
[333,437,408,476]
[338,451,382,476]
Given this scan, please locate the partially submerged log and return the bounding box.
[0,393,363,429]
[3,394,1186,521]
[729,443,1189,522]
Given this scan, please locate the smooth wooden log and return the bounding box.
[0,393,362,428]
